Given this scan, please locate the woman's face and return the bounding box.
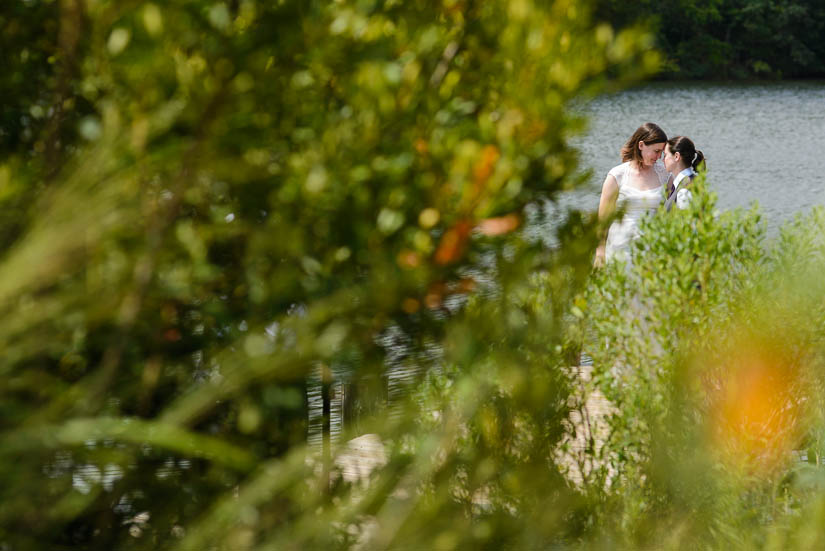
[663,145,681,173]
[639,141,665,167]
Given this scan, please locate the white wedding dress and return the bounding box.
[605,160,668,264]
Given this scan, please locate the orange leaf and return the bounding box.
[478,214,520,236]
[434,220,472,265]
[473,145,500,190]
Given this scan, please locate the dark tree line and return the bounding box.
[595,0,825,78]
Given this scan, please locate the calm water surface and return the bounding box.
[565,80,825,234]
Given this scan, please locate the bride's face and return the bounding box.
[639,141,665,167]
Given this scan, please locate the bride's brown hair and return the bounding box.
[620,122,667,164]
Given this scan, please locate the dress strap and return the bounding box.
[608,162,629,189]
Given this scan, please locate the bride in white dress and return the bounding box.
[594,122,669,267]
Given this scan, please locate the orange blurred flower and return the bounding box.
[706,336,807,475]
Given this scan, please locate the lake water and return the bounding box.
[565,80,825,234]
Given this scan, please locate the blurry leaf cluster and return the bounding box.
[0,0,660,549]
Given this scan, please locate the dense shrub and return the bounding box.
[571,179,825,548]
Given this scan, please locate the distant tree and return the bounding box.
[594,0,825,78]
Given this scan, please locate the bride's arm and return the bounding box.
[594,174,618,268]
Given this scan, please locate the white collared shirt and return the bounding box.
[672,167,696,210]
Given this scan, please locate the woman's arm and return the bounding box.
[594,173,619,268]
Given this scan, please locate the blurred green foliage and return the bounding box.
[7,1,825,550]
[0,0,658,549]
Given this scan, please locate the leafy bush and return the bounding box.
[572,180,825,548]
[581,175,764,477]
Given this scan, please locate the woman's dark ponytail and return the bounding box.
[693,149,705,171]
[667,136,706,172]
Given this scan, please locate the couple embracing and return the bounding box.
[593,122,705,268]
